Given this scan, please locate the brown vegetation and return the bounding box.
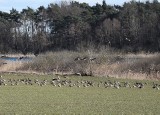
[0,61,23,72]
[17,51,160,80]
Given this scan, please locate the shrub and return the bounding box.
[20,51,92,75]
[20,50,160,79]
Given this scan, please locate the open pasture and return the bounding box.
[0,73,160,114]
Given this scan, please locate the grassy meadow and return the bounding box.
[0,73,159,114]
[0,51,160,114]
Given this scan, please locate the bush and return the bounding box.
[20,51,92,75]
[20,50,160,79]
[117,54,160,73]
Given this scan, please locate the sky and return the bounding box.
[0,0,157,13]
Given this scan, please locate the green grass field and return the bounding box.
[0,73,160,114]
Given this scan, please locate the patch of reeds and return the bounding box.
[19,50,160,79]
[0,60,24,72]
[20,51,91,74]
[0,60,5,67]
[93,53,160,79]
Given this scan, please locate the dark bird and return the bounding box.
[80,57,88,60]
[74,57,81,61]
[1,55,7,58]
[89,57,96,61]
[19,57,24,60]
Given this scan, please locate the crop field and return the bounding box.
[0,73,160,114]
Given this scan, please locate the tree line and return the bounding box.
[0,0,160,54]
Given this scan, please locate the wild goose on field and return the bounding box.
[52,76,60,82]
[4,83,7,86]
[61,80,68,86]
[83,84,88,87]
[114,81,120,89]
[52,78,57,81]
[11,82,14,86]
[0,80,3,86]
[134,82,144,89]
[124,82,130,88]
[114,84,120,89]
[139,84,144,89]
[97,83,101,87]
[50,80,55,85]
[42,80,47,85]
[58,83,61,87]
[152,82,159,90]
[108,80,114,87]
[69,83,74,87]
[37,82,41,86]
[34,79,39,84]
[156,87,160,90]
[104,82,110,88]
[86,81,94,87]
[75,82,81,87]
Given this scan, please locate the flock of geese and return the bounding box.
[0,75,159,90]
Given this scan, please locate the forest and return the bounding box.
[0,0,160,54]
